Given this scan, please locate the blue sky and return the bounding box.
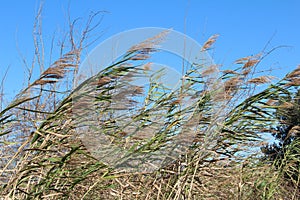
[0,0,300,102]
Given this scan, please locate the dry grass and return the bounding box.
[0,10,300,200]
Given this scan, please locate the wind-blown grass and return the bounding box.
[0,11,300,200]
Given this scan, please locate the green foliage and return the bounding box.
[262,89,300,186]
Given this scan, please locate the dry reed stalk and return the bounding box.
[128,30,169,53]
[90,76,112,86]
[286,65,300,79]
[242,59,260,69]
[222,70,240,75]
[279,102,294,109]
[247,76,274,85]
[132,86,144,95]
[224,77,243,94]
[235,56,252,64]
[143,62,152,71]
[285,78,300,86]
[241,68,251,76]
[32,79,58,85]
[266,99,278,106]
[202,65,218,77]
[201,34,219,51]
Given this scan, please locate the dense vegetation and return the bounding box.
[0,11,299,199]
[262,89,300,187]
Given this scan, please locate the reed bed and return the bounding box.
[0,11,300,200]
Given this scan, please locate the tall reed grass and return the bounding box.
[0,10,299,200]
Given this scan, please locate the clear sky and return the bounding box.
[0,0,299,101]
